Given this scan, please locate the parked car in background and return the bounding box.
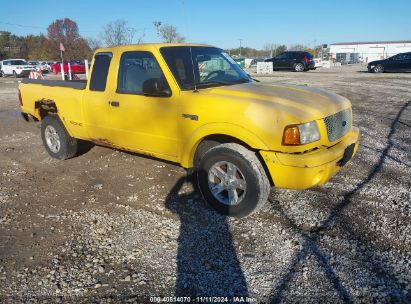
[0,59,34,77]
[27,61,49,74]
[37,61,51,73]
[264,51,315,72]
[313,58,322,68]
[50,60,86,74]
[368,52,411,73]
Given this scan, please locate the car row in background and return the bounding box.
[368,52,411,73]
[0,59,87,77]
[264,51,315,72]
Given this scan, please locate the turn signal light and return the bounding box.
[282,125,300,145]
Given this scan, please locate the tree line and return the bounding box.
[0,18,187,61]
[0,17,324,61]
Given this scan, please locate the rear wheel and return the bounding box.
[197,143,270,218]
[294,63,304,72]
[374,64,384,73]
[41,115,78,160]
[0,70,4,77]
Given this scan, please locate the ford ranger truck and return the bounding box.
[18,44,360,218]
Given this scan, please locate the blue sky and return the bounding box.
[0,0,409,49]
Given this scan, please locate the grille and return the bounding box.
[323,108,352,142]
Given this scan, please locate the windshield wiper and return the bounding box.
[186,81,230,90]
[235,78,253,84]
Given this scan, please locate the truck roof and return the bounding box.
[94,43,215,54]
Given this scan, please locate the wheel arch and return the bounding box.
[180,123,269,169]
[34,98,58,120]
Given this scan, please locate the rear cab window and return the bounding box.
[89,52,112,92]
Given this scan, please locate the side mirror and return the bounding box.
[142,79,171,97]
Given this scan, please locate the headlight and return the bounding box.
[282,121,320,145]
[16,66,23,70]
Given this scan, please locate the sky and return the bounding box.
[0,0,410,49]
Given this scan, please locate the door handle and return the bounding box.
[109,101,120,107]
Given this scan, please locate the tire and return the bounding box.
[13,71,17,78]
[41,115,78,160]
[197,143,270,218]
[294,63,305,72]
[374,64,384,73]
[0,70,4,77]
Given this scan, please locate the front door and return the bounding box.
[109,51,178,159]
[85,50,178,160]
[386,53,406,71]
[403,53,411,71]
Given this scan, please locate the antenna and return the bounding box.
[188,47,198,92]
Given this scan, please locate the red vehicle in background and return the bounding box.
[51,61,86,74]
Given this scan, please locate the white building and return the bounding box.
[329,40,411,63]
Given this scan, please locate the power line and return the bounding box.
[0,21,45,29]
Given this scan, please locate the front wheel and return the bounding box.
[373,64,384,73]
[41,115,78,160]
[197,143,271,218]
[294,63,305,72]
[13,71,17,78]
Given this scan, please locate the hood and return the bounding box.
[205,82,351,122]
[368,59,385,65]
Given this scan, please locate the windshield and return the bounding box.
[11,60,27,65]
[160,46,251,90]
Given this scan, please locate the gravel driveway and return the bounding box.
[0,65,410,303]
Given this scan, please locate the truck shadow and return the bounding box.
[165,175,249,297]
[269,100,410,303]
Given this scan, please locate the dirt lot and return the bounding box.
[0,65,410,303]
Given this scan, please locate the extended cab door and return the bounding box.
[84,50,179,160]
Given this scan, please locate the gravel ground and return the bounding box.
[0,65,410,303]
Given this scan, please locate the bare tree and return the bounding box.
[289,44,307,51]
[155,23,185,43]
[153,21,162,38]
[87,37,101,51]
[100,20,143,47]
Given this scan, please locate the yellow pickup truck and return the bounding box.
[19,43,359,217]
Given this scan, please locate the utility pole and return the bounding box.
[239,39,242,56]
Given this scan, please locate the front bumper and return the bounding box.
[260,127,360,189]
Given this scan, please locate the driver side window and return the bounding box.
[117,51,168,94]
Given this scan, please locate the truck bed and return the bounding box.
[21,78,87,90]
